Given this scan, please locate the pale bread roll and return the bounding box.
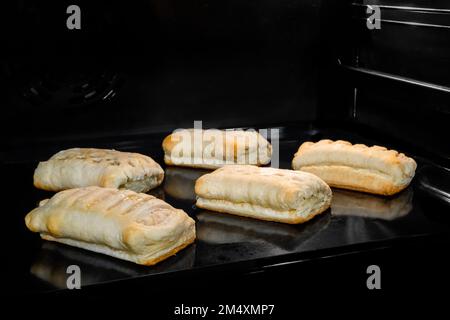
[34,148,164,193]
[162,129,272,169]
[292,140,417,196]
[194,165,332,224]
[25,186,195,266]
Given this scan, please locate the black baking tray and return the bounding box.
[2,125,449,295]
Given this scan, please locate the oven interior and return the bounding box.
[1,0,449,295]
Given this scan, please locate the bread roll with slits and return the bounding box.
[25,186,195,266]
[34,148,164,193]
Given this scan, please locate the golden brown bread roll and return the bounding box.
[162,129,272,169]
[25,186,196,266]
[292,139,417,195]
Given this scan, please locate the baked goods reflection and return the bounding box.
[196,210,330,251]
[30,241,196,289]
[163,166,210,201]
[331,187,413,220]
[147,186,165,200]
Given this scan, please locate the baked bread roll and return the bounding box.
[292,140,417,196]
[162,129,272,169]
[194,165,332,224]
[25,186,196,266]
[34,148,164,193]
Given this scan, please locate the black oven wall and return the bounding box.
[1,0,326,144]
[319,0,450,161]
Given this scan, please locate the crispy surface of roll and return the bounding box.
[292,140,417,195]
[25,186,196,266]
[34,148,164,193]
[195,165,332,224]
[162,129,272,169]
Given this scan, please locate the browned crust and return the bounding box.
[41,234,196,266]
[162,131,238,157]
[141,235,196,266]
[294,139,414,165]
[165,158,269,169]
[33,180,55,191]
[164,158,222,169]
[292,139,416,196]
[162,130,271,169]
[195,198,331,225]
[194,176,205,195]
[163,131,220,169]
[162,134,177,154]
[326,181,406,196]
[298,166,409,196]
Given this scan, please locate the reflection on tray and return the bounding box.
[196,210,331,251]
[163,166,211,201]
[147,186,165,200]
[416,165,450,205]
[331,187,413,220]
[30,241,196,289]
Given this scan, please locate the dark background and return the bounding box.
[1,0,449,162]
[1,0,449,311]
[1,0,322,141]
